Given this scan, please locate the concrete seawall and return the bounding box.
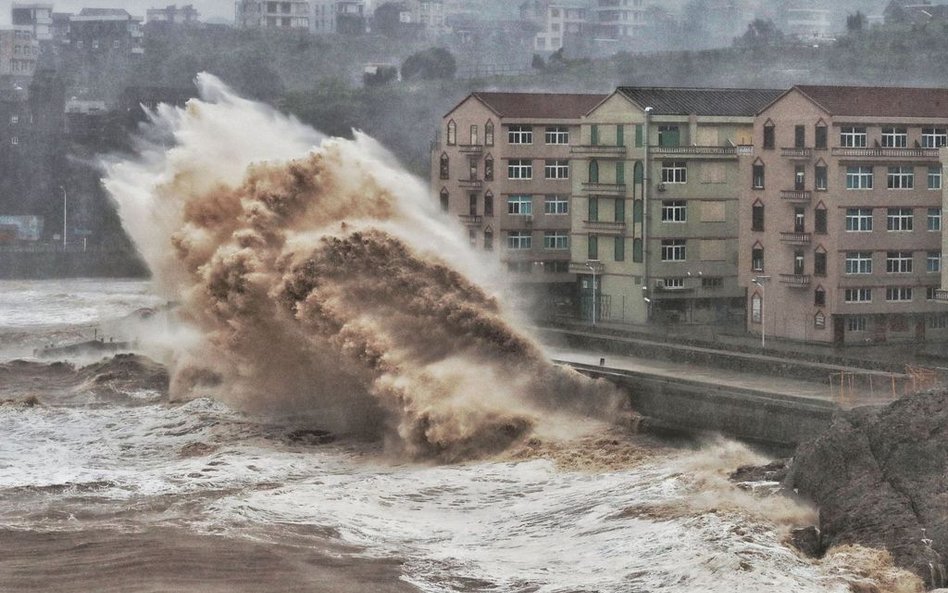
[0,250,148,279]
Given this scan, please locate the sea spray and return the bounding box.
[103,74,621,460]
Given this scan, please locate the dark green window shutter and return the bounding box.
[633,161,643,183]
[616,125,624,147]
[588,197,599,221]
[588,235,598,260]
[615,198,625,222]
[633,199,643,223]
[616,161,625,185]
[590,124,599,146]
[632,238,643,262]
[614,236,625,261]
[588,159,599,183]
[634,124,643,147]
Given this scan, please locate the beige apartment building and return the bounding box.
[237,1,311,29]
[740,85,948,345]
[433,92,605,310]
[570,87,781,324]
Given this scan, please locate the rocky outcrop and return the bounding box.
[785,390,948,588]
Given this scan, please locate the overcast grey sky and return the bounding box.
[0,1,236,25]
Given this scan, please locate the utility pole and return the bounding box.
[60,186,66,248]
[752,275,771,348]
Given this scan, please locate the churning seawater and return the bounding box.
[0,280,897,593]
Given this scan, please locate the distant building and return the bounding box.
[0,29,39,77]
[591,0,647,44]
[520,0,589,53]
[11,3,53,42]
[145,4,201,26]
[237,0,311,30]
[66,9,144,57]
[785,8,833,42]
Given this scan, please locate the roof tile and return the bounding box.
[471,92,606,119]
[616,87,784,117]
[795,85,948,118]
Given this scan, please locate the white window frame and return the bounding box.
[544,195,569,215]
[886,208,914,232]
[9,115,18,125]
[663,277,685,289]
[544,160,570,179]
[922,127,947,148]
[845,252,873,275]
[544,126,569,145]
[661,161,687,184]
[507,159,532,180]
[507,124,533,145]
[887,166,914,189]
[846,166,873,190]
[929,313,948,328]
[886,287,913,302]
[847,316,869,331]
[886,251,913,273]
[506,231,532,249]
[929,166,942,190]
[543,231,569,250]
[661,200,687,223]
[846,208,873,232]
[928,251,941,273]
[840,126,867,148]
[507,194,533,215]
[881,126,907,148]
[929,208,942,231]
[661,239,686,262]
[844,288,872,303]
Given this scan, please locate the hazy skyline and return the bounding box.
[0,1,235,25]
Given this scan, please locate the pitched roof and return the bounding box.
[794,85,948,118]
[77,8,131,17]
[468,92,607,119]
[615,87,784,117]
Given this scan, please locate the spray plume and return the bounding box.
[103,74,620,461]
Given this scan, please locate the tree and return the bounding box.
[735,19,784,49]
[531,53,545,70]
[401,47,456,81]
[847,11,867,33]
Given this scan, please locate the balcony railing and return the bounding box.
[458,144,484,154]
[583,220,626,234]
[780,273,811,287]
[570,145,627,157]
[651,145,738,157]
[458,178,483,189]
[581,182,626,195]
[831,147,940,159]
[458,214,483,226]
[781,147,812,158]
[780,190,812,202]
[780,231,811,244]
[936,289,948,302]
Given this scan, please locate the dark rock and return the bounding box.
[788,526,822,558]
[785,390,948,588]
[730,459,789,483]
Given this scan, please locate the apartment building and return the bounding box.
[237,1,311,29]
[740,85,948,345]
[145,5,202,26]
[433,92,605,308]
[520,0,589,52]
[570,87,781,324]
[0,29,39,77]
[11,3,53,42]
[592,0,647,43]
[66,9,144,57]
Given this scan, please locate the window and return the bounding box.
[815,207,827,234]
[658,125,680,147]
[846,208,873,231]
[661,161,687,184]
[702,277,723,289]
[588,159,599,183]
[887,166,914,189]
[590,124,599,145]
[614,236,625,261]
[485,156,494,181]
[9,115,18,125]
[929,167,942,190]
[752,246,764,272]
[815,124,827,149]
[468,228,477,247]
[846,166,873,189]
[751,293,762,323]
[887,208,913,231]
[614,198,625,222]
[507,195,532,215]
[468,157,478,181]
[847,316,868,332]
[588,197,598,222]
[507,231,532,249]
[845,252,873,274]
[795,165,806,190]
[439,188,449,212]
[886,287,913,302]
[661,239,686,261]
[544,195,568,215]
[544,160,570,179]
[752,163,765,189]
[928,287,940,301]
[484,229,493,250]
[929,314,948,328]
[753,203,766,231]
[588,235,598,259]
[815,251,827,276]
[545,126,569,144]
[508,160,532,179]
[10,136,17,145]
[886,251,913,273]
[661,200,686,223]
[815,311,826,329]
[632,238,643,262]
[928,251,941,273]
[922,127,947,148]
[544,231,569,250]
[92,39,99,49]
[929,208,941,231]
[484,192,494,217]
[815,164,827,190]
[439,153,449,179]
[840,126,867,148]
[881,127,907,148]
[447,120,456,145]
[763,123,775,149]
[469,193,478,215]
[815,287,826,306]
[844,288,872,303]
[485,121,494,146]
[794,125,806,149]
[469,124,478,145]
[508,124,533,144]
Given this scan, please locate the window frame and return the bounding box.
[922,127,947,148]
[507,124,533,145]
[660,239,686,262]
[661,200,687,223]
[886,287,913,302]
[844,288,872,303]
[661,161,687,184]
[506,230,532,250]
[881,126,907,148]
[846,166,873,190]
[886,166,914,190]
[543,231,569,250]
[845,251,873,275]
[544,126,569,145]
[507,159,533,180]
[886,208,914,232]
[543,159,570,180]
[840,126,867,148]
[543,195,569,215]
[928,208,942,231]
[886,251,914,274]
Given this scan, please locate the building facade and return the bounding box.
[11,3,53,42]
[66,9,144,57]
[740,85,948,345]
[520,0,589,53]
[238,0,311,29]
[433,92,605,312]
[145,5,202,26]
[0,29,39,77]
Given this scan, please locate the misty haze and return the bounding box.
[1,1,948,592]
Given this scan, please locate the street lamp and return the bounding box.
[59,186,66,248]
[585,261,600,325]
[752,275,771,348]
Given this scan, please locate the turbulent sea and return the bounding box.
[0,279,912,593]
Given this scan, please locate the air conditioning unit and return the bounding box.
[655,279,665,288]
[657,183,667,192]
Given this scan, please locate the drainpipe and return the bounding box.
[643,106,652,322]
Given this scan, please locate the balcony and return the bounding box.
[581,182,626,195]
[583,220,626,235]
[651,145,738,159]
[458,214,482,226]
[458,178,483,190]
[936,289,948,302]
[570,145,627,158]
[780,231,811,245]
[831,147,940,159]
[780,190,812,202]
[780,147,812,159]
[457,144,484,154]
[780,273,811,288]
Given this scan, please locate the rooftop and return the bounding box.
[467,92,607,119]
[794,85,948,118]
[616,87,784,117]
